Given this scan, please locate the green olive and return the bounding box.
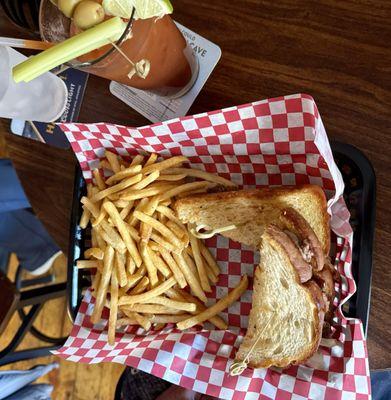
[73,1,105,30]
[57,0,83,18]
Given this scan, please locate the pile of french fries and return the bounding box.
[77,150,248,345]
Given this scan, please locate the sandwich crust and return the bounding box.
[174,185,330,254]
[236,233,324,369]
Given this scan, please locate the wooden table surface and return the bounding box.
[1,1,390,370]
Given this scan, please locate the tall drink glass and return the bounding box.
[39,0,199,98]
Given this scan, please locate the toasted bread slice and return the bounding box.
[174,185,330,254]
[235,227,324,368]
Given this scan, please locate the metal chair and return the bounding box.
[0,265,67,366]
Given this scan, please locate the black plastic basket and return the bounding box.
[330,142,376,336]
[67,141,376,336]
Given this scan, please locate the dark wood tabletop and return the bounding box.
[0,1,390,370]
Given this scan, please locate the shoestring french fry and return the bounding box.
[158,212,167,224]
[133,211,183,249]
[153,245,187,288]
[115,252,127,288]
[100,220,127,254]
[78,151,241,342]
[144,182,179,192]
[182,251,200,279]
[127,198,149,226]
[119,201,134,220]
[142,155,188,175]
[185,246,193,258]
[92,270,101,295]
[205,263,219,284]
[91,245,115,324]
[108,267,119,345]
[90,184,100,197]
[119,159,128,168]
[160,199,171,207]
[99,159,112,171]
[87,183,94,197]
[189,231,211,293]
[151,314,191,324]
[84,247,104,260]
[104,202,142,266]
[148,247,172,278]
[126,253,136,275]
[199,242,220,276]
[166,220,189,247]
[166,288,228,330]
[156,173,186,181]
[140,242,158,287]
[158,181,210,202]
[132,312,152,331]
[165,219,187,237]
[176,276,249,330]
[129,276,149,295]
[120,304,182,314]
[164,167,237,188]
[132,170,160,190]
[93,169,106,190]
[122,310,151,331]
[173,253,207,303]
[91,174,143,202]
[150,232,178,253]
[120,265,147,294]
[105,150,121,173]
[130,154,144,167]
[81,196,100,218]
[107,194,120,202]
[165,287,192,303]
[118,277,176,305]
[144,152,158,167]
[156,205,183,226]
[126,223,140,242]
[152,323,166,331]
[113,199,131,208]
[137,295,196,312]
[105,165,142,185]
[79,205,90,229]
[76,260,101,269]
[116,317,138,327]
[93,226,107,250]
[140,197,160,243]
[182,251,213,295]
[91,221,98,247]
[142,195,160,215]
[120,186,162,201]
[92,199,108,227]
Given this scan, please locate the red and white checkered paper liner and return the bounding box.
[55,93,371,400]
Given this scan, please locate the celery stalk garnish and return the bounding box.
[13,17,127,83]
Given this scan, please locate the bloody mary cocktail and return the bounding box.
[39,0,198,97]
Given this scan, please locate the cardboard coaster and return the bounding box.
[110,22,221,123]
